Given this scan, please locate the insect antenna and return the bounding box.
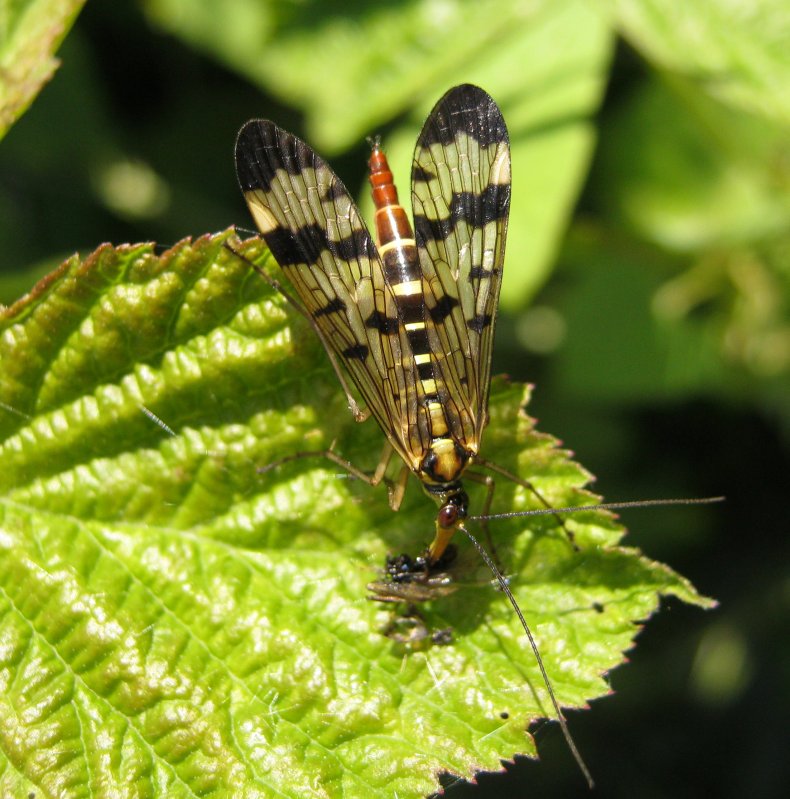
[456,522,595,789]
[469,495,725,522]
[455,494,724,788]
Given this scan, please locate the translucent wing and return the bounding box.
[411,85,511,442]
[235,122,421,468]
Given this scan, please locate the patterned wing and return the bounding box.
[235,121,419,466]
[411,85,511,442]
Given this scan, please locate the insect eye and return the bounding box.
[438,504,459,528]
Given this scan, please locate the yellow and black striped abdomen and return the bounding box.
[368,144,472,486]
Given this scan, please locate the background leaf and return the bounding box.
[606,0,790,127]
[0,0,86,140]
[144,0,613,306]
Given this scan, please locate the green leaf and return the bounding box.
[145,0,603,150]
[0,232,712,797]
[606,0,790,128]
[0,0,87,141]
[593,76,790,250]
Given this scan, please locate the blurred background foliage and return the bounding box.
[1,1,788,797]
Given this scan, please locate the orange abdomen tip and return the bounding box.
[368,142,399,210]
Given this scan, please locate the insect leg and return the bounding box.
[386,460,411,511]
[356,439,410,511]
[461,469,501,567]
[257,440,409,510]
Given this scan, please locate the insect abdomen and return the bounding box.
[368,145,422,320]
[368,145,468,484]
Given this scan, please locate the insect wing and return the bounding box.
[235,121,419,466]
[411,85,511,441]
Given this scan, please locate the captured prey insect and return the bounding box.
[234,83,584,782]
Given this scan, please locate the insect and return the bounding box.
[235,83,510,564]
[234,83,596,786]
